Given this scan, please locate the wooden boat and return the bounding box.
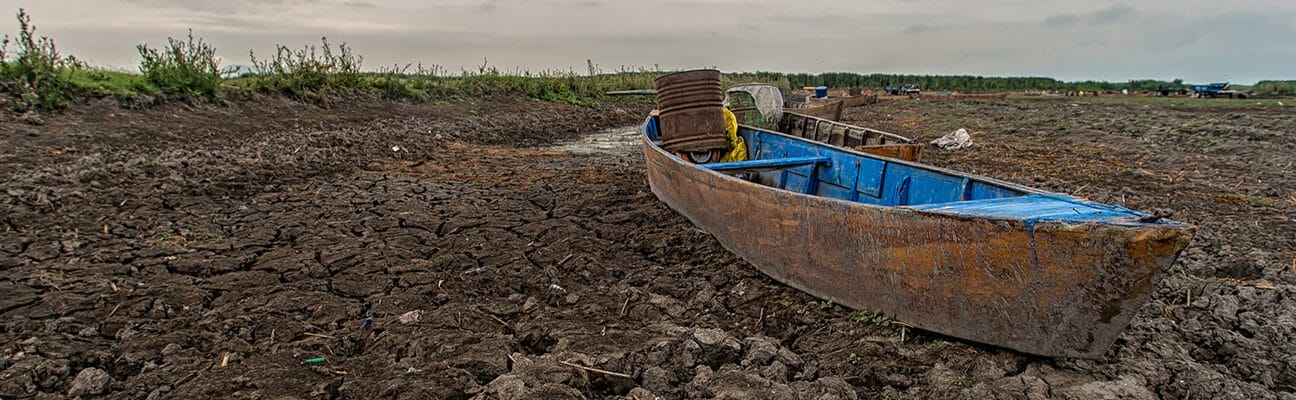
[784,100,844,121]
[779,112,923,162]
[641,117,1195,358]
[726,83,846,124]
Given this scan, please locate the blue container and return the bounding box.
[814,86,828,98]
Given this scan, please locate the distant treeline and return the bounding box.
[1252,81,1296,96]
[748,73,1294,95]
[739,72,1189,93]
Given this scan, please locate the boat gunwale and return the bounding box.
[644,123,1193,229]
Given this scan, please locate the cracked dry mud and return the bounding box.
[1,95,1293,399]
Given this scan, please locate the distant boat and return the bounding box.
[641,115,1195,358]
[786,101,845,121]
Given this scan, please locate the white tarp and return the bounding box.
[931,128,974,150]
[724,83,784,125]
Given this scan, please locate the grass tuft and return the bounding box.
[63,68,157,98]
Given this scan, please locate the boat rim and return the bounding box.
[643,123,1193,229]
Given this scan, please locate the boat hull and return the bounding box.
[784,101,844,121]
[643,136,1193,358]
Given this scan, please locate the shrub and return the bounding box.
[248,37,364,99]
[1253,80,1296,96]
[137,30,221,98]
[0,9,74,110]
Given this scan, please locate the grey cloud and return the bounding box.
[343,1,377,8]
[902,24,941,34]
[1089,4,1136,23]
[123,0,305,14]
[16,0,1296,83]
[1043,4,1136,27]
[1043,14,1079,26]
[475,1,500,14]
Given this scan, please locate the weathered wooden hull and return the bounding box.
[855,144,924,162]
[778,112,920,161]
[784,101,844,121]
[643,131,1194,358]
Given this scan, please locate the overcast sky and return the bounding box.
[2,0,1293,84]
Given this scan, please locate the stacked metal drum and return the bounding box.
[653,69,729,162]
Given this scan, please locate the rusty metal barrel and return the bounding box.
[653,70,729,154]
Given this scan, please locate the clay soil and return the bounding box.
[1,94,1293,399]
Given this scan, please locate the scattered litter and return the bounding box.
[391,145,402,152]
[304,357,327,364]
[406,367,421,374]
[548,284,565,292]
[931,128,974,150]
[398,310,422,324]
[362,317,374,328]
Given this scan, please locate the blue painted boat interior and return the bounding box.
[644,116,1164,225]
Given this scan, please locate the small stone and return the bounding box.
[398,310,422,324]
[19,111,45,126]
[523,297,539,313]
[775,348,804,368]
[78,326,99,338]
[627,387,658,400]
[160,343,182,356]
[144,385,172,400]
[690,328,730,347]
[640,366,675,394]
[67,367,112,397]
[762,360,790,382]
[743,336,779,365]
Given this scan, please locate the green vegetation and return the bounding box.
[244,37,365,100]
[950,375,971,387]
[0,9,76,110]
[1,8,1291,112]
[1253,80,1296,96]
[780,72,1191,93]
[137,30,221,99]
[63,68,157,98]
[852,309,892,326]
[336,62,657,106]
